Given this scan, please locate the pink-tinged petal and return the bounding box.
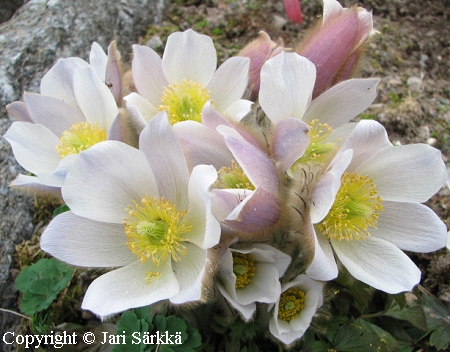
[310,149,353,223]
[124,92,159,122]
[332,236,421,293]
[222,99,253,122]
[173,120,232,170]
[373,201,447,252]
[259,52,316,124]
[225,187,281,233]
[170,243,207,303]
[211,189,245,222]
[41,211,134,267]
[24,93,85,136]
[201,101,233,130]
[283,0,303,23]
[106,41,123,105]
[303,78,379,128]
[207,56,250,112]
[4,121,60,175]
[218,125,278,192]
[73,67,118,130]
[132,44,168,106]
[305,226,338,281]
[63,141,159,224]
[89,42,108,81]
[11,174,62,199]
[186,165,221,249]
[139,112,189,208]
[6,101,32,123]
[338,120,391,170]
[273,118,310,171]
[162,29,217,86]
[108,108,146,148]
[40,57,89,109]
[82,259,179,318]
[355,144,447,203]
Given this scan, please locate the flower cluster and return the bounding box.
[4,0,448,347]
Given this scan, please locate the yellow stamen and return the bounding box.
[278,288,305,322]
[159,79,210,124]
[215,160,255,190]
[233,252,256,289]
[124,196,192,268]
[319,172,384,241]
[56,122,107,158]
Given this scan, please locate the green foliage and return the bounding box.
[112,307,201,352]
[423,295,450,351]
[229,322,258,342]
[15,258,74,315]
[52,204,70,217]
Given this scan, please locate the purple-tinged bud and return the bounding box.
[238,31,284,100]
[283,0,304,24]
[296,0,377,98]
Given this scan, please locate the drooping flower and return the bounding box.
[4,54,120,193]
[40,112,221,317]
[269,274,323,345]
[217,244,291,320]
[296,0,377,98]
[307,120,448,293]
[124,29,251,125]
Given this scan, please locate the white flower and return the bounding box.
[217,244,291,320]
[40,112,221,318]
[4,56,119,190]
[307,120,448,293]
[269,274,323,345]
[124,29,251,124]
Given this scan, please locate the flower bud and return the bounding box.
[296,0,377,98]
[283,0,304,24]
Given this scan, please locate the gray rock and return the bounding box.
[0,0,168,343]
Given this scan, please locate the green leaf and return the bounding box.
[384,299,427,330]
[429,326,450,351]
[423,295,450,351]
[112,309,153,352]
[229,322,258,342]
[15,258,73,315]
[52,204,70,217]
[153,315,201,352]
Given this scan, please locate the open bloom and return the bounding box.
[40,112,221,317]
[269,274,323,345]
[217,244,291,320]
[4,55,119,192]
[125,29,251,125]
[307,120,448,293]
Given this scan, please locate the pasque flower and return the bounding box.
[218,244,291,320]
[269,274,323,345]
[40,112,221,317]
[4,52,120,192]
[125,29,251,124]
[307,120,448,293]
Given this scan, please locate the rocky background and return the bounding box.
[1,0,449,347]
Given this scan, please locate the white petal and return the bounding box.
[6,101,32,123]
[63,141,159,224]
[40,57,89,109]
[41,211,134,267]
[186,165,221,249]
[305,226,339,281]
[89,42,108,81]
[82,259,179,318]
[4,121,60,175]
[24,93,85,136]
[218,284,256,321]
[323,0,344,25]
[355,144,447,203]
[303,78,379,128]
[139,112,189,208]
[236,263,281,304]
[124,92,159,122]
[131,44,168,106]
[10,174,62,198]
[73,66,118,130]
[259,52,316,124]
[332,236,421,293]
[162,29,217,86]
[207,56,250,112]
[373,201,447,252]
[37,153,78,187]
[221,99,253,122]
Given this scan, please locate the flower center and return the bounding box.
[124,196,192,267]
[159,79,210,124]
[295,119,337,166]
[55,122,107,158]
[215,160,255,190]
[232,252,256,289]
[319,172,384,241]
[278,288,305,322]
